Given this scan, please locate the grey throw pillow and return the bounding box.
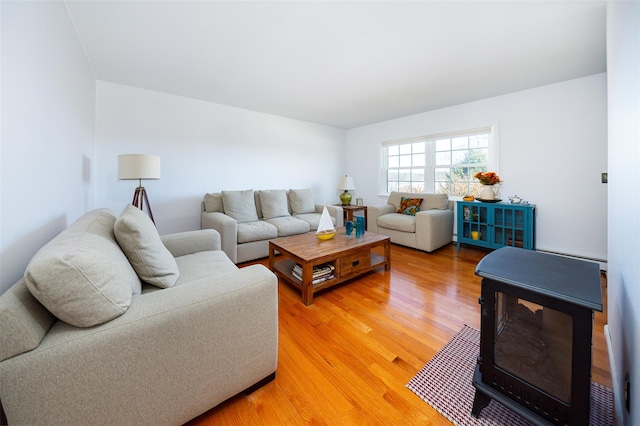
[114,204,180,288]
[289,188,316,215]
[259,190,290,220]
[222,190,259,223]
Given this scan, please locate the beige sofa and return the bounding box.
[201,189,343,264]
[368,191,454,252]
[0,206,278,425]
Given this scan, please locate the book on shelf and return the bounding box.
[292,263,334,279]
[292,270,335,285]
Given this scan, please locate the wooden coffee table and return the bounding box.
[268,230,390,305]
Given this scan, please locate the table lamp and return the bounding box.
[337,175,356,206]
[118,154,160,224]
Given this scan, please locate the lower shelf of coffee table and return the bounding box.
[273,252,386,293]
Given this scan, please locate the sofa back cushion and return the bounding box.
[114,204,180,289]
[288,188,316,215]
[388,192,449,211]
[222,190,259,223]
[203,192,224,213]
[259,190,290,220]
[25,209,139,328]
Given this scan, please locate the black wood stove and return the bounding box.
[472,247,602,426]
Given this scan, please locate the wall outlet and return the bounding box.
[625,372,631,413]
[601,172,608,183]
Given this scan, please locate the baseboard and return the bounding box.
[605,325,625,425]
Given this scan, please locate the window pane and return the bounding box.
[451,150,468,165]
[452,136,468,150]
[399,155,412,168]
[469,148,488,163]
[388,170,398,181]
[388,145,399,155]
[412,153,425,167]
[389,156,399,168]
[435,152,451,165]
[436,139,450,151]
[412,168,424,182]
[399,144,412,155]
[412,142,425,153]
[469,134,489,148]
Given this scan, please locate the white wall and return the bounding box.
[347,74,608,262]
[606,2,640,424]
[95,82,347,235]
[0,1,96,294]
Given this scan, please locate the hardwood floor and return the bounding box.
[187,243,611,425]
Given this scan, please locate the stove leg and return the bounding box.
[471,390,491,418]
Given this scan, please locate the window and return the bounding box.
[381,126,497,197]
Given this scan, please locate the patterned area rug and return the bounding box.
[407,325,614,426]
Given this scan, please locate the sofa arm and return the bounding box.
[367,204,396,233]
[0,265,278,426]
[415,209,454,252]
[202,211,239,263]
[316,204,344,228]
[161,229,221,257]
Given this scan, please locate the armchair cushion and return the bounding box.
[115,204,180,289]
[222,190,259,223]
[289,188,316,214]
[397,197,423,215]
[259,189,290,220]
[24,232,135,328]
[378,213,417,233]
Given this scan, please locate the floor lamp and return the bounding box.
[118,154,161,224]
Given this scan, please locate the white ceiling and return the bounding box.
[65,1,606,129]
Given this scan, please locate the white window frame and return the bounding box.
[379,125,499,197]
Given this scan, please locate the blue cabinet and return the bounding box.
[457,201,535,250]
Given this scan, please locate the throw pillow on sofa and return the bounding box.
[289,188,316,215]
[114,204,180,289]
[24,232,137,328]
[397,197,423,215]
[259,190,290,220]
[222,189,259,223]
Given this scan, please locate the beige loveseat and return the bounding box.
[201,189,343,264]
[368,191,454,252]
[0,206,278,425]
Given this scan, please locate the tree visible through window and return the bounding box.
[381,128,495,197]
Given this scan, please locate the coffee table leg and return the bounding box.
[301,262,314,305]
[384,240,391,271]
[268,243,275,271]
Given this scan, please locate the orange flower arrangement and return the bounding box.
[474,171,502,185]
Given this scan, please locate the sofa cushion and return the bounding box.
[289,188,316,215]
[293,213,337,231]
[377,213,416,233]
[173,251,239,286]
[266,216,311,237]
[397,197,423,215]
[204,192,223,213]
[422,193,449,210]
[114,204,180,289]
[237,221,278,244]
[259,190,290,220]
[222,190,259,223]
[24,231,136,327]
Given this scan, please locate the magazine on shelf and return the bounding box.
[292,263,335,278]
[292,270,335,285]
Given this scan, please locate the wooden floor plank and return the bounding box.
[186,243,612,426]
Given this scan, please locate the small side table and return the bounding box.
[337,204,368,229]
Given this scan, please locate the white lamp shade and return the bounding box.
[337,175,356,191]
[118,154,161,180]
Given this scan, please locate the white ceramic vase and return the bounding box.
[480,184,499,200]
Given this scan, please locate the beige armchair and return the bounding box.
[368,191,454,252]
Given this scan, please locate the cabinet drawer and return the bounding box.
[339,250,371,277]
